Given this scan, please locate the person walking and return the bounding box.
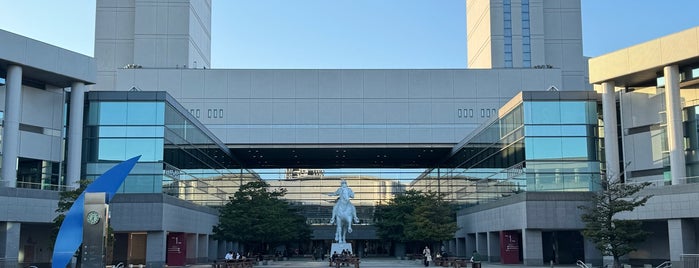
[422,246,432,267]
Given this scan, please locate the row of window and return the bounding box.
[503,0,513,68]
[457,108,497,118]
[503,0,532,67]
[188,108,225,119]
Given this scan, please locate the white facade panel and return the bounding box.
[272,101,295,124]
[318,70,341,98]
[295,127,318,143]
[272,71,295,98]
[19,132,59,162]
[318,101,341,124]
[408,102,430,124]
[341,102,363,124]
[181,70,205,98]
[295,101,319,125]
[318,128,341,144]
[20,86,63,130]
[430,71,453,98]
[408,70,430,99]
[295,71,319,98]
[364,128,387,144]
[228,71,251,98]
[475,70,500,98]
[341,128,364,144]
[363,102,387,124]
[364,71,386,98]
[203,70,227,99]
[341,70,363,99]
[113,68,567,144]
[385,70,409,98]
[134,69,159,91]
[251,71,274,98]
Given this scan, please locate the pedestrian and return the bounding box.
[422,246,432,267]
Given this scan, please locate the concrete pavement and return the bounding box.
[185,258,566,268]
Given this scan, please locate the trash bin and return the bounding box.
[472,262,481,268]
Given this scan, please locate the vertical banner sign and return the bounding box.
[167,232,187,266]
[500,230,521,264]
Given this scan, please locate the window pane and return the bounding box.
[560,102,589,124]
[127,102,165,125]
[525,102,561,124]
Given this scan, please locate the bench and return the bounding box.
[212,259,255,268]
[329,256,360,268]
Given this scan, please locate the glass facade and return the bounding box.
[503,0,513,68]
[416,92,602,206]
[83,91,258,205]
[521,0,531,67]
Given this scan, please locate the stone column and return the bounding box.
[209,238,219,262]
[0,222,21,268]
[198,234,208,263]
[186,233,197,264]
[522,229,543,265]
[668,219,696,266]
[488,231,501,262]
[600,81,621,182]
[66,82,86,189]
[2,65,22,188]
[146,231,167,267]
[664,65,686,185]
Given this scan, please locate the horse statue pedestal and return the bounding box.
[330,243,353,256]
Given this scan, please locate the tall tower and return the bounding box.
[467,0,586,89]
[94,0,212,90]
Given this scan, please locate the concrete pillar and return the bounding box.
[668,219,696,266]
[0,222,21,268]
[198,234,208,263]
[600,81,621,182]
[208,238,217,262]
[664,65,686,185]
[66,82,86,190]
[488,231,501,262]
[466,234,477,256]
[522,229,543,265]
[457,237,466,257]
[186,233,197,264]
[477,232,488,260]
[217,240,225,259]
[2,65,22,188]
[146,231,166,267]
[584,238,603,267]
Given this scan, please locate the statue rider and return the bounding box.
[329,180,360,224]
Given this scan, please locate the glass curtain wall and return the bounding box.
[83,92,258,206]
[418,93,602,206]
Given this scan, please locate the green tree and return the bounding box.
[374,190,458,253]
[579,176,652,268]
[213,181,311,254]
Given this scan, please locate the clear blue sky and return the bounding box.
[1,0,699,69]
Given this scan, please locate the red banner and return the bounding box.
[167,232,187,266]
[500,231,521,264]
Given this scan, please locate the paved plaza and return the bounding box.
[189,258,560,268]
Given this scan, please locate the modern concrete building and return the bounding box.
[17,0,699,267]
[466,0,588,90]
[589,26,699,268]
[0,29,95,267]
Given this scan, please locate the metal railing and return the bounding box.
[682,254,699,268]
[656,260,671,268]
[577,260,590,268]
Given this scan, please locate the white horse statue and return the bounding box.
[328,180,360,243]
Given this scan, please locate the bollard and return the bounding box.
[550,260,554,268]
